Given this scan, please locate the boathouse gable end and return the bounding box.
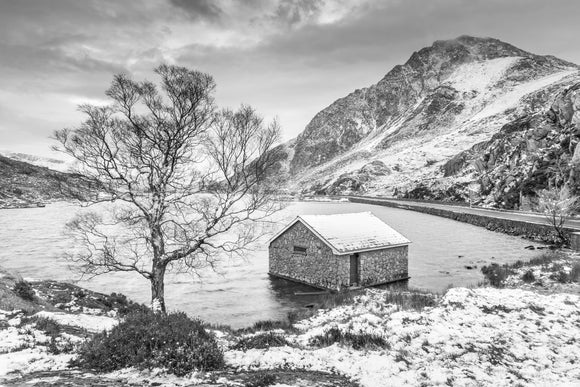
[268,212,410,290]
[269,220,348,290]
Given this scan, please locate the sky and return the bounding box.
[1,0,579,158]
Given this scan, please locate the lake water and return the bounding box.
[0,201,543,328]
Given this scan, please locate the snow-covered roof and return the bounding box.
[269,212,410,255]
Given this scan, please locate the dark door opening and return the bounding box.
[349,253,359,286]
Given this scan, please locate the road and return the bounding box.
[346,196,580,231]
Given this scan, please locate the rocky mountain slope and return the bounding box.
[0,155,98,208]
[275,36,580,207]
[437,83,580,208]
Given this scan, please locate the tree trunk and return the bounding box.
[150,262,167,314]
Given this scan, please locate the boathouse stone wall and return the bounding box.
[269,220,409,290]
[269,221,350,289]
[359,246,408,286]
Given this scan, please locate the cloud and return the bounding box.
[0,0,579,155]
[169,0,223,21]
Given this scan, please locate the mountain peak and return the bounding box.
[405,35,532,71]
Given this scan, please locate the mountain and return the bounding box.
[0,150,71,172]
[275,35,580,207]
[0,155,99,208]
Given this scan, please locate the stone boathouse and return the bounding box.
[268,212,410,290]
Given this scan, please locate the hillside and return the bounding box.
[0,155,98,208]
[275,35,580,208]
[0,151,69,172]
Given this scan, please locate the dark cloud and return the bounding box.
[169,0,224,21]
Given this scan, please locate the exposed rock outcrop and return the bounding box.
[441,82,580,208]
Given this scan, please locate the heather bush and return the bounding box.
[73,310,224,375]
[13,280,35,301]
[521,270,535,283]
[480,263,511,287]
[550,270,569,283]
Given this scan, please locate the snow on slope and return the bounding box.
[469,67,578,122]
[444,56,520,92]
[289,56,580,195]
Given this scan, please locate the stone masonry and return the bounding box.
[358,246,408,286]
[269,220,409,290]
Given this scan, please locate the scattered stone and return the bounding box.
[464,265,477,270]
[525,245,536,250]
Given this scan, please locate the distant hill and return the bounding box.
[0,151,70,172]
[274,35,580,208]
[0,155,99,208]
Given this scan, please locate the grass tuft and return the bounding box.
[309,327,389,350]
[233,332,291,351]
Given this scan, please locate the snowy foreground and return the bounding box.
[226,288,580,386]
[2,287,579,386]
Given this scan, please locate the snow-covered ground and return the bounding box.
[1,263,579,386]
[0,309,117,379]
[226,287,580,386]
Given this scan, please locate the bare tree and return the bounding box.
[537,186,578,244]
[54,65,282,313]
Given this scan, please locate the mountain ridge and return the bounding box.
[275,35,580,207]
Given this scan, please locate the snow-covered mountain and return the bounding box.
[275,36,580,207]
[0,150,71,172]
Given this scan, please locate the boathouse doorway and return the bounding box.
[350,253,359,285]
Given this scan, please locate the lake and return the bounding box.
[0,200,543,328]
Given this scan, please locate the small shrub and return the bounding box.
[309,327,389,350]
[569,262,580,283]
[110,294,149,316]
[481,263,511,287]
[233,332,290,351]
[521,270,535,283]
[244,371,277,387]
[550,270,569,284]
[13,280,35,301]
[74,310,224,376]
[528,251,565,266]
[394,349,412,366]
[34,317,62,337]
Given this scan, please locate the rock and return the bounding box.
[524,245,536,250]
[358,160,391,176]
[464,265,477,270]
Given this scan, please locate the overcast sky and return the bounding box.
[1,0,579,157]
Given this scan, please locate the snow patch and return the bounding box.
[34,311,117,333]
